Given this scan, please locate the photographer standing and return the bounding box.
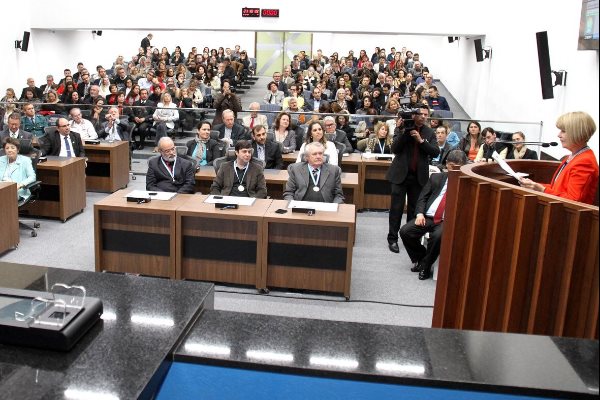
[386,105,439,253]
[213,79,242,126]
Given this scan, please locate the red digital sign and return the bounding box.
[242,7,260,17]
[261,8,280,17]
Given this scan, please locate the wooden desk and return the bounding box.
[84,141,130,192]
[361,157,392,210]
[21,157,86,221]
[0,182,19,254]
[94,190,194,278]
[194,166,216,194]
[282,152,298,167]
[262,200,356,298]
[176,196,273,288]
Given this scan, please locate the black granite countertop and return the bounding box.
[0,262,214,400]
[176,310,599,399]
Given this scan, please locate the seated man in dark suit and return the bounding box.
[399,150,467,280]
[284,142,344,204]
[186,120,225,167]
[1,112,33,141]
[322,115,353,154]
[214,109,250,147]
[302,86,329,112]
[131,88,155,150]
[146,137,195,194]
[430,125,453,168]
[210,140,267,198]
[251,125,283,169]
[99,107,130,142]
[40,117,85,157]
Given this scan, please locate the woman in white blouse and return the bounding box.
[296,120,338,166]
[152,92,179,152]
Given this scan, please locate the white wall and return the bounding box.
[2,0,598,159]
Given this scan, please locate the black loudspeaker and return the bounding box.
[97,30,102,36]
[474,39,484,62]
[21,31,30,52]
[536,31,554,100]
[448,36,455,43]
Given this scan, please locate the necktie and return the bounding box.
[166,161,173,173]
[64,136,73,157]
[258,145,264,160]
[312,168,319,182]
[269,94,273,103]
[250,117,255,128]
[433,192,447,224]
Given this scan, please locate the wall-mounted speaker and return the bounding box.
[474,38,484,62]
[536,31,554,100]
[21,31,30,52]
[448,36,455,43]
[97,30,102,36]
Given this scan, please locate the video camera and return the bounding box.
[398,107,421,131]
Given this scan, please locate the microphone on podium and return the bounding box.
[496,140,558,148]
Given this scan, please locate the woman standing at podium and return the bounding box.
[520,111,598,205]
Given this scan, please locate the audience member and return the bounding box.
[215,109,249,146]
[68,107,98,140]
[20,103,47,138]
[386,105,439,253]
[430,125,453,167]
[475,127,508,162]
[284,142,344,204]
[322,115,353,154]
[41,117,85,157]
[458,121,483,161]
[20,78,43,100]
[263,81,284,105]
[399,150,467,280]
[146,137,195,194]
[185,121,225,167]
[0,137,36,202]
[242,102,268,130]
[427,85,450,111]
[270,112,296,153]
[357,121,392,154]
[296,120,338,166]
[506,131,538,160]
[251,125,283,169]
[213,80,242,125]
[152,92,179,152]
[210,139,267,198]
[1,112,33,141]
[99,107,130,142]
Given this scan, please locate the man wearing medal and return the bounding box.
[284,142,345,203]
[210,140,267,198]
[146,137,196,193]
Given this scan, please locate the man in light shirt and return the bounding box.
[69,108,98,140]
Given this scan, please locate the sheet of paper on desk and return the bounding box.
[288,200,339,212]
[204,195,256,206]
[492,151,528,179]
[361,153,394,160]
[125,190,177,201]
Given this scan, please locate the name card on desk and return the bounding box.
[288,200,339,212]
[125,190,177,201]
[204,195,256,206]
[362,153,394,160]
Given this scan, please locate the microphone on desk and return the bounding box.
[496,140,559,148]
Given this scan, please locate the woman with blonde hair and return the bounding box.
[519,111,598,204]
[357,121,393,154]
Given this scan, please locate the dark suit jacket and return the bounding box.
[415,172,448,216]
[186,138,225,166]
[252,140,283,169]
[386,125,439,187]
[20,86,43,100]
[210,160,267,198]
[76,82,92,98]
[284,162,345,203]
[141,37,151,52]
[214,123,250,144]
[433,142,453,166]
[40,83,58,94]
[132,99,156,121]
[99,118,131,141]
[146,155,195,194]
[0,129,33,141]
[41,131,85,157]
[303,97,329,112]
[327,129,353,154]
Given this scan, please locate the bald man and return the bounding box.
[242,102,269,130]
[146,137,195,194]
[40,117,85,157]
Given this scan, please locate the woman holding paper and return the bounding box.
[519,112,598,205]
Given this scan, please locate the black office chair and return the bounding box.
[213,156,228,173]
[17,141,42,237]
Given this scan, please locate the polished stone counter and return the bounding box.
[176,310,599,399]
[0,262,213,400]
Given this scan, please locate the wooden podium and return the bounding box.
[433,160,598,339]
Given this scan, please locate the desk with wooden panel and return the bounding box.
[84,141,130,192]
[262,200,356,299]
[361,157,392,210]
[94,190,193,278]
[176,196,273,288]
[195,167,360,206]
[0,182,19,254]
[21,157,86,221]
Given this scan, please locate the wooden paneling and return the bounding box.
[21,157,86,221]
[0,182,19,254]
[267,265,346,293]
[433,161,599,339]
[84,141,130,192]
[361,159,391,210]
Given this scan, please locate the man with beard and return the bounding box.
[146,137,195,193]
